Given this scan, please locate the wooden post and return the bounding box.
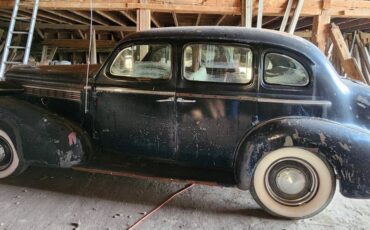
[312,10,331,53]
[137,0,151,31]
[90,29,97,64]
[329,23,367,83]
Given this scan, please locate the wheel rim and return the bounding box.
[264,157,319,206]
[0,137,13,171]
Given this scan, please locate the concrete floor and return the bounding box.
[0,167,369,230]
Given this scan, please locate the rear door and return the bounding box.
[92,42,177,159]
[175,42,258,169]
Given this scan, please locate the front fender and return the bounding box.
[235,116,370,198]
[0,96,93,167]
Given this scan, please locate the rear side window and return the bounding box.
[110,44,171,80]
[264,53,309,86]
[183,44,253,84]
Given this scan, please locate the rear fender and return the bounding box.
[235,116,370,198]
[0,96,93,167]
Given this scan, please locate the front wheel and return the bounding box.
[0,129,23,178]
[251,147,335,219]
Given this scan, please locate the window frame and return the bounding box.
[181,42,255,85]
[262,51,311,88]
[106,42,173,82]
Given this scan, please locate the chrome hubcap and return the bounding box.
[0,137,12,171]
[265,157,318,206]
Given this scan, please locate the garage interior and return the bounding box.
[0,0,370,229]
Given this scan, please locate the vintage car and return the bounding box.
[1,26,370,219]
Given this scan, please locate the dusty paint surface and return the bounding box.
[0,167,369,230]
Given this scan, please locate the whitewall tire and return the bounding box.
[251,147,335,219]
[0,129,20,178]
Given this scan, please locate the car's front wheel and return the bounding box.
[0,129,22,178]
[251,147,335,219]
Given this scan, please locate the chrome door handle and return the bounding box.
[156,97,175,102]
[176,97,196,103]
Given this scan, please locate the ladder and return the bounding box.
[0,0,39,79]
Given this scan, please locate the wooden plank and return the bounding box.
[0,22,136,32]
[287,0,305,34]
[356,34,370,75]
[329,23,366,83]
[280,0,293,32]
[42,39,116,49]
[1,0,370,18]
[312,10,331,52]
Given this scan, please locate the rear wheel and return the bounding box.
[0,129,21,178]
[251,147,335,219]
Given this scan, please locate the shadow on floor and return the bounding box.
[0,166,276,219]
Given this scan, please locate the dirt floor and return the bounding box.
[0,167,369,230]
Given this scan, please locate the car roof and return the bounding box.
[121,26,321,61]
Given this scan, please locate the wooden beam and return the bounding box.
[42,39,116,49]
[329,23,366,83]
[0,21,136,32]
[312,10,331,52]
[1,0,370,18]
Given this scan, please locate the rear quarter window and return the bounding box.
[264,53,309,86]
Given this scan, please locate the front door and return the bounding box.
[93,42,176,159]
[175,42,258,170]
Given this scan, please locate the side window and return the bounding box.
[264,53,309,86]
[183,44,253,84]
[110,44,171,80]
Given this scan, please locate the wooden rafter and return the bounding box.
[69,10,109,25]
[216,15,227,26]
[151,13,160,27]
[120,11,137,24]
[196,14,202,26]
[96,11,125,26]
[41,10,89,25]
[172,12,179,26]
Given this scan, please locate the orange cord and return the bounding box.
[127,183,195,230]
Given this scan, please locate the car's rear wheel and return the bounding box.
[251,147,335,219]
[0,129,21,178]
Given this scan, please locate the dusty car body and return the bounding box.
[1,27,370,219]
